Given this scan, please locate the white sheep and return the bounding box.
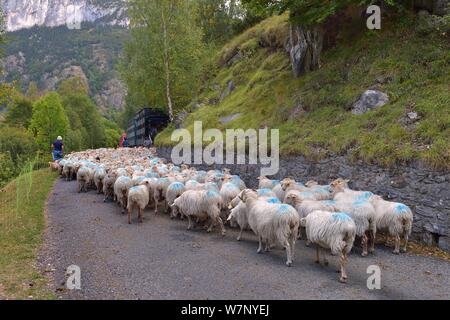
[114,176,133,214]
[227,200,249,241]
[256,188,277,199]
[333,200,377,256]
[153,177,175,214]
[284,193,338,240]
[281,178,308,193]
[172,190,226,236]
[94,167,107,194]
[258,176,280,190]
[300,210,356,283]
[369,195,413,254]
[166,182,186,218]
[77,167,92,193]
[220,182,241,211]
[103,171,117,202]
[63,161,75,181]
[127,180,153,224]
[239,189,299,267]
[272,183,286,202]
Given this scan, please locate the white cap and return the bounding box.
[57,136,63,141]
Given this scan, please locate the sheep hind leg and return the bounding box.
[128,204,133,225]
[393,235,401,255]
[237,228,243,241]
[257,236,263,254]
[361,234,369,257]
[401,233,409,253]
[284,240,292,267]
[187,216,193,230]
[315,245,320,264]
[138,207,144,223]
[339,252,348,283]
[215,217,226,236]
[369,230,376,254]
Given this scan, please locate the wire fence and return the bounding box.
[0,153,51,233]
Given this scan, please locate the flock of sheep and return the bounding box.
[52,147,414,283]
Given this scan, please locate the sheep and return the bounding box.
[258,176,280,190]
[114,176,133,214]
[103,171,117,202]
[220,182,241,211]
[63,161,75,181]
[300,211,356,283]
[272,183,286,202]
[281,178,308,193]
[172,190,226,236]
[256,188,277,199]
[166,182,186,218]
[77,167,92,193]
[227,200,249,241]
[333,200,377,256]
[239,189,300,267]
[153,177,175,214]
[127,180,153,224]
[284,193,338,240]
[369,195,413,254]
[94,167,107,194]
[185,179,204,191]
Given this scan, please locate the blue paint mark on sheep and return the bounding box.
[258,189,272,196]
[300,192,314,199]
[332,212,352,221]
[323,200,336,205]
[266,197,281,204]
[395,204,410,214]
[357,192,374,201]
[207,190,219,198]
[277,204,292,214]
[169,183,184,191]
[352,200,368,207]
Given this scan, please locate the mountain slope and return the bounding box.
[157,13,450,170]
[0,0,129,112]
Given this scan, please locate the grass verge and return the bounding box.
[0,169,58,300]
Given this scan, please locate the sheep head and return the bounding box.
[281,178,296,191]
[285,193,302,206]
[330,178,349,192]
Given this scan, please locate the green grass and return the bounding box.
[157,13,450,170]
[0,169,58,300]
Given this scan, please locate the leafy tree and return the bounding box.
[196,0,244,43]
[122,0,205,123]
[57,77,90,97]
[0,126,37,162]
[29,92,70,151]
[5,96,33,128]
[241,0,405,25]
[61,93,106,149]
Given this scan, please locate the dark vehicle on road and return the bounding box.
[127,108,170,147]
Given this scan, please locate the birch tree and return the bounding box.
[124,0,205,122]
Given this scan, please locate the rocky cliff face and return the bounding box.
[1,0,128,31]
[0,1,129,112]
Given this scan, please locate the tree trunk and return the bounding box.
[161,8,174,122]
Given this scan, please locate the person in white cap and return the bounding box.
[51,136,64,161]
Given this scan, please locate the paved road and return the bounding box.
[40,179,450,300]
